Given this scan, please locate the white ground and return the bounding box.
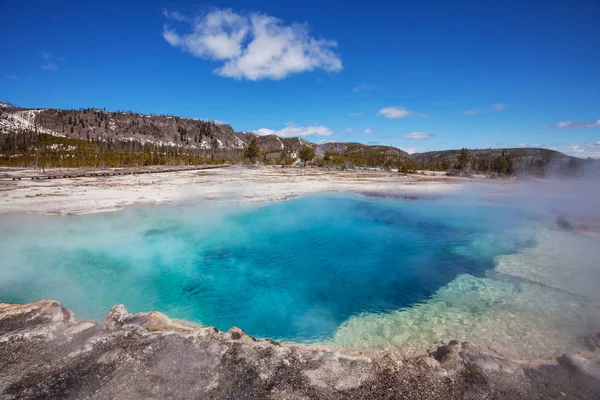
[0,166,469,215]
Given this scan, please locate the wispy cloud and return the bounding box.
[377,106,425,119]
[40,52,58,71]
[163,9,191,22]
[6,75,18,81]
[402,132,432,140]
[381,135,393,140]
[352,84,373,93]
[254,124,333,137]
[363,128,376,134]
[462,103,507,116]
[549,142,600,159]
[163,8,342,80]
[553,120,600,129]
[348,112,362,117]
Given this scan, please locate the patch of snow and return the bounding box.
[0,109,64,137]
[275,136,285,150]
[233,136,246,149]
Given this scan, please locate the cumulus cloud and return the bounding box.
[254,124,333,138]
[163,8,342,80]
[363,128,376,134]
[462,103,507,116]
[554,120,600,129]
[377,106,424,119]
[402,132,431,140]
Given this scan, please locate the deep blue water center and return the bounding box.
[0,193,532,342]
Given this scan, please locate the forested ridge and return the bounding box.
[0,103,590,175]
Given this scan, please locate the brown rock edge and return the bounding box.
[1,300,599,399]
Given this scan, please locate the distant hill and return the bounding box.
[315,142,413,168]
[0,102,588,175]
[0,103,412,168]
[412,148,587,177]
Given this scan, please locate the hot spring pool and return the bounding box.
[0,193,537,343]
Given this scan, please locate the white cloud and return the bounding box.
[163,9,342,80]
[163,9,191,22]
[401,147,424,154]
[377,106,424,119]
[556,121,572,129]
[555,120,600,129]
[462,104,507,116]
[363,128,375,134]
[519,143,526,147]
[402,132,431,140]
[352,84,373,93]
[254,124,333,138]
[550,142,600,158]
[40,52,58,71]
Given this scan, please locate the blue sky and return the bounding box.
[1,0,599,157]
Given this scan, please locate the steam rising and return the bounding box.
[0,168,599,358]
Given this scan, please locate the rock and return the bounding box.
[559,354,600,380]
[1,300,600,399]
[586,331,600,350]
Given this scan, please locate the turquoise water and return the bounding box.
[0,193,534,342]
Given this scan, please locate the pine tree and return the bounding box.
[243,138,260,163]
[298,146,315,167]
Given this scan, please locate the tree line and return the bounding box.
[0,128,243,168]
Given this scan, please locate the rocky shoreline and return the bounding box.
[1,300,599,399]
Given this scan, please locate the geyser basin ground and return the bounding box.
[1,193,598,359]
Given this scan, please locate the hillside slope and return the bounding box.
[1,102,587,174]
[412,148,586,177]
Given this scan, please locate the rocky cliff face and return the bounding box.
[1,300,599,399]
